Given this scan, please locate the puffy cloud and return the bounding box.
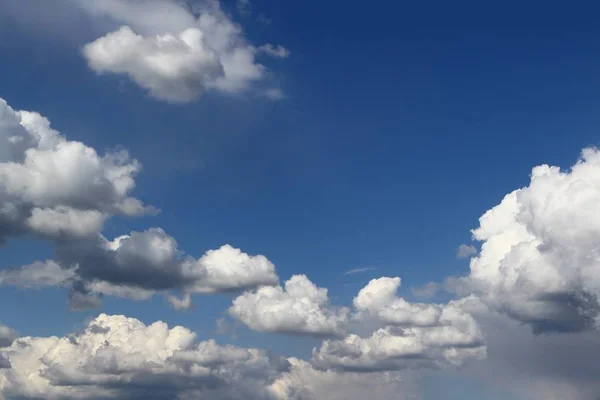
[0,97,151,242]
[0,314,290,399]
[79,0,287,102]
[83,26,224,103]
[461,148,600,334]
[354,277,444,327]
[456,244,477,259]
[229,275,349,337]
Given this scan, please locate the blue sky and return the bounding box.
[1,1,600,399]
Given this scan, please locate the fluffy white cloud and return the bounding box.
[461,148,600,333]
[229,275,349,337]
[0,314,289,399]
[0,97,151,242]
[354,277,443,327]
[83,26,224,103]
[79,0,287,102]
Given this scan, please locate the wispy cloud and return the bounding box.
[344,267,376,276]
[456,244,477,259]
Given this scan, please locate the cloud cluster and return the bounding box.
[460,148,600,334]
[3,228,279,309]
[0,98,150,243]
[0,314,289,399]
[229,275,349,337]
[309,278,485,373]
[78,0,288,102]
[230,275,486,374]
[0,97,279,309]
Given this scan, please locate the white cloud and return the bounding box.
[0,97,151,242]
[229,275,349,337]
[83,26,224,103]
[456,244,477,259]
[354,277,444,327]
[78,0,287,102]
[460,148,600,333]
[0,314,290,399]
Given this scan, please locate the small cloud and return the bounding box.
[260,88,285,101]
[257,44,291,59]
[215,317,238,338]
[344,267,376,276]
[258,13,272,25]
[236,0,252,16]
[410,282,439,299]
[456,244,477,259]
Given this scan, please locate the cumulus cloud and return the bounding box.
[83,26,224,103]
[229,275,349,337]
[459,148,600,334]
[78,0,287,102]
[354,277,445,327]
[456,244,477,259]
[0,97,151,243]
[0,314,290,399]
